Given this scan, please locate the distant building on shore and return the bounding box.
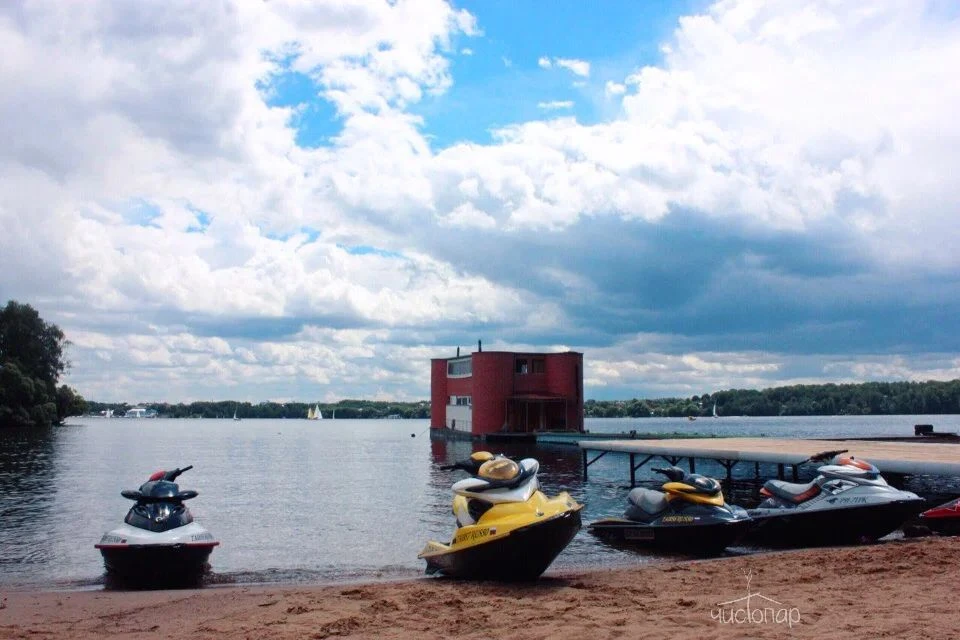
[430,342,583,438]
[123,406,158,418]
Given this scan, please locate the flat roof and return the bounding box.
[433,350,582,361]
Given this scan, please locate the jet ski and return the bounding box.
[589,466,751,556]
[746,450,924,547]
[916,496,960,536]
[95,465,219,586]
[419,452,582,581]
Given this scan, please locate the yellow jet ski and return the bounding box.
[419,452,582,580]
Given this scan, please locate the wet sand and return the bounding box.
[1,536,957,639]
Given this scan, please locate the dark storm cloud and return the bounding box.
[401,210,960,355]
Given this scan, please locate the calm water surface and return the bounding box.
[1,415,958,589]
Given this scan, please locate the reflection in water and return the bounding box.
[0,427,61,579]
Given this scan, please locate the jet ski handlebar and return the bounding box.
[439,455,518,474]
[439,461,477,472]
[651,466,687,482]
[801,450,848,465]
[163,465,193,481]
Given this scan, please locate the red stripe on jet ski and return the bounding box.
[95,542,219,549]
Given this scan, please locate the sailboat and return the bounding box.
[317,406,324,420]
[307,404,320,420]
[233,407,240,421]
[712,402,719,418]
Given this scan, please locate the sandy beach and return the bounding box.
[2,536,957,640]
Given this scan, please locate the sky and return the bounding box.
[1,0,959,403]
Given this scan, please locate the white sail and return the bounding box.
[712,402,718,418]
[316,404,323,420]
[307,406,315,420]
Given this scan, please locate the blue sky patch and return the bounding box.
[340,244,405,259]
[186,207,211,233]
[123,199,163,229]
[260,65,342,148]
[410,0,704,147]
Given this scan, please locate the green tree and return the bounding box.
[0,300,84,427]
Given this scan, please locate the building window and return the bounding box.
[532,358,545,374]
[449,395,472,406]
[447,358,472,377]
[515,358,528,374]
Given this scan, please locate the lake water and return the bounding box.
[1,415,958,590]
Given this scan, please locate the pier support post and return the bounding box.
[582,449,610,481]
[688,458,696,474]
[777,464,785,480]
[717,459,736,493]
[629,454,655,488]
[792,465,799,482]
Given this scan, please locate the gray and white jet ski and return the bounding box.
[95,465,219,586]
[746,450,923,547]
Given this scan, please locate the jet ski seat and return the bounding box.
[763,479,821,503]
[625,488,668,520]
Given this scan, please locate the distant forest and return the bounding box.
[84,379,960,420]
[586,379,960,418]
[85,399,430,420]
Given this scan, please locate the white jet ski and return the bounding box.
[95,465,218,586]
[746,450,923,547]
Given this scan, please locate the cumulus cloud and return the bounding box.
[539,56,591,77]
[604,80,626,96]
[2,0,959,401]
[554,57,591,77]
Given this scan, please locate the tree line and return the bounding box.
[585,379,960,418]
[92,378,960,421]
[84,399,431,420]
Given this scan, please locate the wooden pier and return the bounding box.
[580,437,960,486]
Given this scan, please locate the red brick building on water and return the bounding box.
[430,344,584,438]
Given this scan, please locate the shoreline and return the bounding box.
[2,536,957,639]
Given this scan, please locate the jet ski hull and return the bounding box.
[589,517,751,556]
[422,509,581,581]
[746,499,923,547]
[96,543,217,586]
[918,497,960,536]
[96,522,218,586]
